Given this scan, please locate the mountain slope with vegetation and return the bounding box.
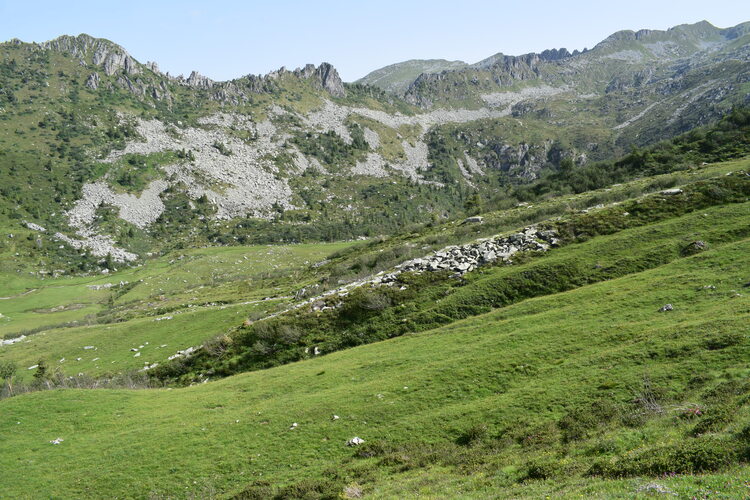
[0,20,747,278]
[1,99,750,496]
[1,20,750,500]
[1,166,749,497]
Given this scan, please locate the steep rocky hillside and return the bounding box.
[0,21,748,276]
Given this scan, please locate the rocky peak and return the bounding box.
[314,62,346,98]
[538,48,574,61]
[184,70,214,88]
[43,34,141,76]
[291,62,346,97]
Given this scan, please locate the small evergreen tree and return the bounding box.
[33,358,49,384]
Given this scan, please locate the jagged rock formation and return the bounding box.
[43,34,140,75]
[184,70,214,88]
[294,62,346,97]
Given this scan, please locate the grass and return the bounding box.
[0,241,352,380]
[1,40,749,494]
[1,198,749,497]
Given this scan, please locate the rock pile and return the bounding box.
[386,226,559,278]
[167,345,202,361]
[279,224,558,317]
[1,335,26,347]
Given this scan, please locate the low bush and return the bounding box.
[522,454,573,480]
[589,437,738,477]
[691,403,738,435]
[456,423,489,446]
[558,399,620,443]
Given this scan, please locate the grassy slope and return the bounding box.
[2,159,748,382]
[0,241,351,379]
[1,196,749,497]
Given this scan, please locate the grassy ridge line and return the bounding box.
[157,170,750,383]
[0,233,748,498]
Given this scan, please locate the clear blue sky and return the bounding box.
[1,0,748,82]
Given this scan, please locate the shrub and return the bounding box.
[203,334,233,358]
[702,380,750,404]
[588,437,737,477]
[558,399,620,442]
[703,332,745,350]
[513,421,560,448]
[456,423,489,446]
[736,424,750,444]
[274,478,342,500]
[231,481,273,500]
[523,455,570,480]
[0,361,16,381]
[691,404,737,436]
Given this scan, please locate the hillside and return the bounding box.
[2,18,750,499]
[356,59,468,94]
[2,107,748,382]
[1,158,749,497]
[0,21,747,279]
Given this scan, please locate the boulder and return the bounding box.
[347,437,365,446]
[481,250,497,262]
[681,240,708,256]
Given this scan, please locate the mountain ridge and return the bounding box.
[359,20,749,98]
[0,20,748,274]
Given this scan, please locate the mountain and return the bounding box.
[356,58,468,93]
[2,19,750,499]
[366,20,750,104]
[0,21,748,278]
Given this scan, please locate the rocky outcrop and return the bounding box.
[185,70,214,88]
[43,34,141,76]
[292,63,346,97]
[93,46,139,76]
[85,72,100,90]
[314,62,346,98]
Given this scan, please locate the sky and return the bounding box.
[1,0,749,82]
